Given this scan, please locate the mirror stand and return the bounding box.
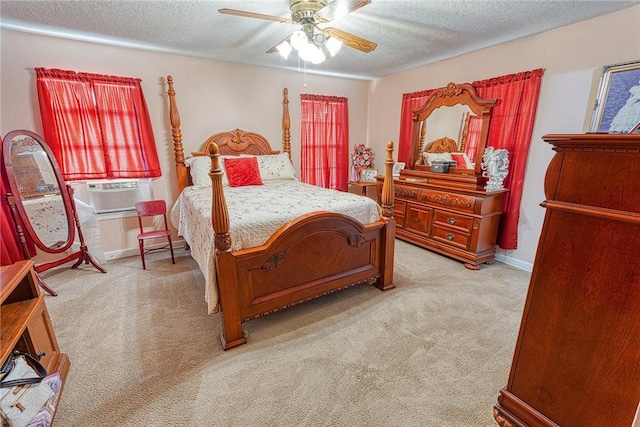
[6,192,57,296]
[3,130,106,296]
[30,186,106,274]
[5,187,106,296]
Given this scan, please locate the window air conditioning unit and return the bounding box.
[86,179,152,214]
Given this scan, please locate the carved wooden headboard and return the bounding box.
[196,129,280,157]
[425,136,458,153]
[166,75,291,193]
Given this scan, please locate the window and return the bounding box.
[36,68,161,181]
[300,94,348,191]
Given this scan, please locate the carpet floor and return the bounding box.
[41,239,530,427]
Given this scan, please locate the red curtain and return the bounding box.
[36,68,161,181]
[300,94,349,191]
[464,115,483,163]
[1,137,25,266]
[473,69,544,249]
[398,89,433,164]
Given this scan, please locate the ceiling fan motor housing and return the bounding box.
[290,0,328,23]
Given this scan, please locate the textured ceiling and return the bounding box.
[1,0,637,80]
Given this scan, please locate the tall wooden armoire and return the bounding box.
[493,133,640,426]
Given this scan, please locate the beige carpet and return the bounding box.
[41,239,530,427]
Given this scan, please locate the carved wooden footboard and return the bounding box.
[206,142,396,349]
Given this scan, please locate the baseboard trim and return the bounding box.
[495,253,533,273]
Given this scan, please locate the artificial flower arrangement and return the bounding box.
[351,144,375,170]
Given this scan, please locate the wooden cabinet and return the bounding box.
[379,177,506,269]
[1,260,70,423]
[493,134,640,427]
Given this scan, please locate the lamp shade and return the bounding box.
[276,41,292,59]
[290,30,308,50]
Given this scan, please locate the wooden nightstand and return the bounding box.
[348,181,377,199]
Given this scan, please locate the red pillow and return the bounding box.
[450,153,469,168]
[224,157,263,187]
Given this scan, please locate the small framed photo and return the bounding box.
[393,162,406,176]
[359,168,378,182]
[589,60,640,133]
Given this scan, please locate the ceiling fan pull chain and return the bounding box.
[304,59,308,88]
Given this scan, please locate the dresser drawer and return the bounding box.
[418,189,476,213]
[431,225,470,250]
[393,201,406,228]
[432,210,474,233]
[405,204,432,236]
[395,184,418,201]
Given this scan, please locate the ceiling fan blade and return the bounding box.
[317,0,371,22]
[218,8,294,25]
[324,27,377,53]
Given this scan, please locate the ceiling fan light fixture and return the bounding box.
[299,42,325,64]
[325,37,342,57]
[290,30,308,50]
[276,41,293,59]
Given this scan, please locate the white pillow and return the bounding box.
[423,152,453,166]
[185,156,231,187]
[242,153,297,181]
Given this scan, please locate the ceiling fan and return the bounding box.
[219,0,377,63]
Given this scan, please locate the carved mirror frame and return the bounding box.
[408,82,496,176]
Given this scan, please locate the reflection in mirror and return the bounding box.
[460,112,483,163]
[3,130,106,295]
[408,82,496,177]
[421,104,472,153]
[9,135,70,250]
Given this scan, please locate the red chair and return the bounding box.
[135,200,175,270]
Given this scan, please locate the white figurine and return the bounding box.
[482,147,509,192]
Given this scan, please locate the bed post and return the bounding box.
[167,75,188,193]
[408,118,422,168]
[207,144,231,252]
[380,141,395,219]
[282,88,291,160]
[207,144,246,350]
[376,140,396,291]
[419,120,427,155]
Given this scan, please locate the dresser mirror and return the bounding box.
[2,130,105,294]
[407,82,496,177]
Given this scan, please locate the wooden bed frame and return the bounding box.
[166,76,396,350]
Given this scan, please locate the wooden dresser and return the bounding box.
[378,173,507,269]
[493,134,640,427]
[0,260,70,423]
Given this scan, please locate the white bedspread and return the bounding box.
[170,180,382,314]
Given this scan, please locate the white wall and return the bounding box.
[367,6,640,270]
[0,29,369,255]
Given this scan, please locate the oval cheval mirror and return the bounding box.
[2,130,106,295]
